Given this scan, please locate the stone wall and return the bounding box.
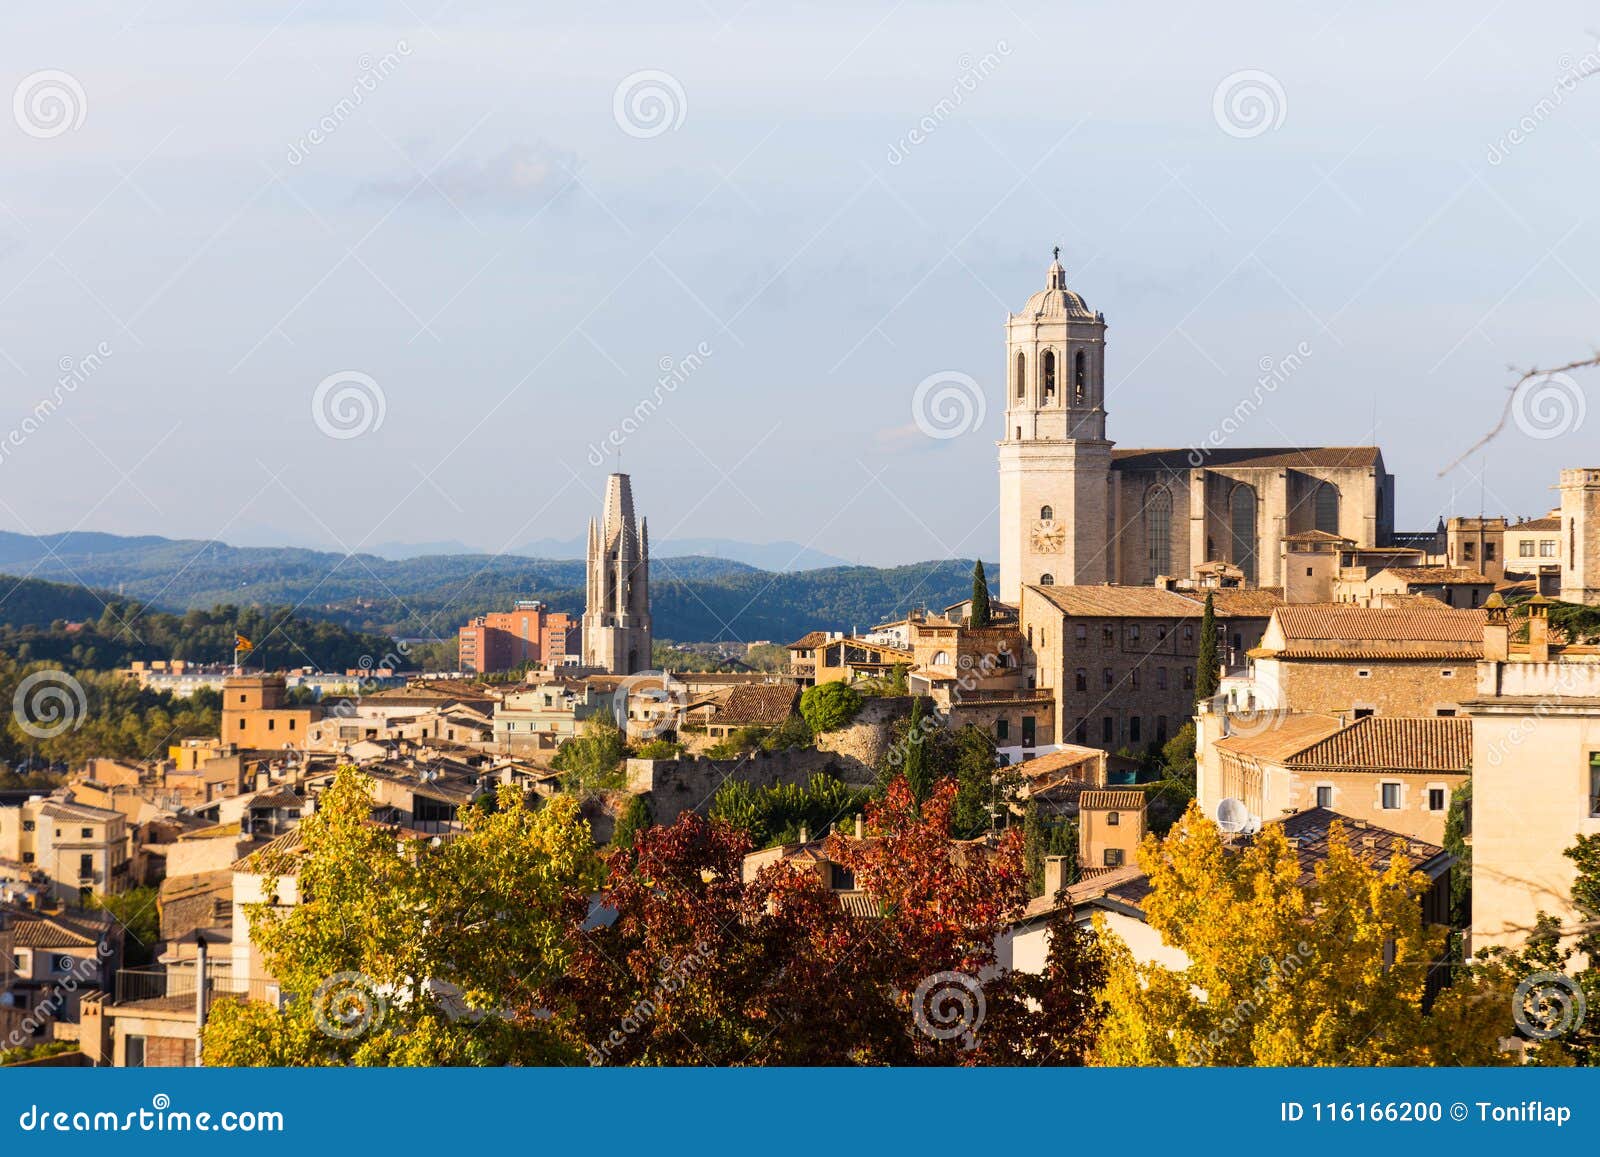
[814,695,912,773]
[1267,656,1470,717]
[627,746,867,826]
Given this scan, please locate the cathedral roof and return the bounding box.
[1013,254,1096,321]
[1111,446,1383,471]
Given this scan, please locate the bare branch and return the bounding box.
[1438,352,1600,476]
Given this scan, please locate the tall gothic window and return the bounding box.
[1074,349,1087,403]
[1229,484,1258,585]
[1042,350,1057,403]
[1145,486,1172,579]
[1313,482,1339,535]
[1015,351,1026,399]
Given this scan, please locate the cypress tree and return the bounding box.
[1195,592,1221,702]
[969,560,992,628]
[903,696,932,804]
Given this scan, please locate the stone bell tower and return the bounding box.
[583,473,653,674]
[997,251,1113,602]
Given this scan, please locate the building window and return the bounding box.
[1590,754,1600,818]
[1040,573,1054,586]
[995,719,1009,741]
[1157,668,1168,690]
[1106,811,1120,826]
[1380,782,1402,810]
[1103,624,1115,647]
[1145,486,1172,579]
[1462,541,1476,561]
[1130,716,1142,743]
[1313,482,1339,535]
[22,820,33,832]
[1075,669,1088,692]
[81,827,91,838]
[831,864,856,891]
[1102,717,1114,743]
[1102,668,1114,689]
[1540,539,1558,557]
[1042,350,1057,402]
[1075,623,1088,645]
[1040,505,1053,520]
[1229,484,1259,584]
[1074,349,1088,403]
[126,1035,147,1068]
[1015,351,1026,398]
[1183,667,1194,690]
[1356,669,1371,678]
[1315,785,1334,808]
[1104,848,1125,868]
[1520,540,1535,558]
[1130,669,1141,689]
[1428,788,1447,812]
[1128,624,1141,642]
[931,651,951,667]
[1485,542,1497,561]
[1182,624,1193,642]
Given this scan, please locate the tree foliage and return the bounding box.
[1093,805,1513,1066]
[203,768,603,1066]
[1194,593,1220,702]
[969,560,992,628]
[550,713,628,791]
[709,773,871,848]
[799,681,863,733]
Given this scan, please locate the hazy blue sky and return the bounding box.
[3,1,1598,566]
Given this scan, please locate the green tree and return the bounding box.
[799,681,862,733]
[204,768,602,1066]
[611,793,653,851]
[1194,593,1220,702]
[950,723,999,838]
[1443,781,1473,929]
[902,696,933,805]
[1160,721,1197,786]
[89,887,160,967]
[550,713,628,791]
[969,560,992,628]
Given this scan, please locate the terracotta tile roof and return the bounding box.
[1080,790,1145,810]
[1013,746,1105,780]
[248,788,303,810]
[1270,605,1486,644]
[837,892,882,918]
[1274,808,1447,887]
[1284,530,1353,544]
[1380,566,1493,585]
[1511,516,1561,531]
[1284,716,1471,773]
[1112,446,1383,471]
[2,906,114,949]
[1174,588,1285,617]
[714,683,799,726]
[1214,713,1345,762]
[786,631,830,650]
[231,827,305,876]
[1028,585,1205,618]
[37,798,122,824]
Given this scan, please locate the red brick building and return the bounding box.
[458,601,580,674]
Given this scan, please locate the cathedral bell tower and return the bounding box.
[997,251,1113,602]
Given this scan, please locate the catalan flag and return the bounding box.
[234,634,254,654]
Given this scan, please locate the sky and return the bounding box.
[1,1,1598,567]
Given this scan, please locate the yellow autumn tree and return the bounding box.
[204,767,602,1066]
[1093,803,1513,1066]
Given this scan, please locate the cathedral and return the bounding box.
[998,254,1394,602]
[583,472,653,674]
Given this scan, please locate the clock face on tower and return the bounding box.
[1031,519,1065,553]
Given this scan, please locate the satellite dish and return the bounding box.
[1244,815,1263,836]
[1215,797,1249,834]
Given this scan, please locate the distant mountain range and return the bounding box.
[514,535,851,572]
[0,530,986,645]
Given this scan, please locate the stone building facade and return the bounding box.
[997,255,1394,601]
[1560,466,1600,604]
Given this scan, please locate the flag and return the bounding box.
[234,634,254,654]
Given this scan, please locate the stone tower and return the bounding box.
[583,473,653,674]
[1559,467,1600,605]
[997,252,1113,602]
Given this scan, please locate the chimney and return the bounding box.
[1526,595,1551,662]
[854,813,864,839]
[1483,592,1510,662]
[1043,855,1071,897]
[798,824,809,844]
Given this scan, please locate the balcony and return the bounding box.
[114,968,280,1010]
